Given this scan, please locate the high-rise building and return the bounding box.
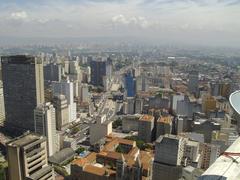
[0,82,5,126]
[52,80,77,122]
[44,63,62,84]
[152,135,186,180]
[138,114,154,143]
[78,83,89,102]
[34,102,59,156]
[6,132,54,180]
[68,60,82,82]
[200,143,220,170]
[124,70,136,97]
[90,115,112,145]
[135,97,143,114]
[1,55,44,133]
[124,97,135,115]
[136,75,148,92]
[202,95,217,114]
[156,115,173,138]
[90,58,107,87]
[53,95,69,130]
[188,70,199,97]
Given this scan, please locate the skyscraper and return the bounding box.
[188,70,199,97]
[6,132,54,180]
[90,58,107,87]
[34,102,59,156]
[1,55,44,134]
[124,70,136,97]
[52,80,77,123]
[53,95,69,130]
[44,63,62,84]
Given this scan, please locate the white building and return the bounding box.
[52,80,77,123]
[34,102,59,156]
[0,82,5,126]
[171,94,184,113]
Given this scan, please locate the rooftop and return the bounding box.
[7,132,45,147]
[139,114,154,122]
[48,148,75,165]
[158,116,172,124]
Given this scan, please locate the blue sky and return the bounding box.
[0,0,240,46]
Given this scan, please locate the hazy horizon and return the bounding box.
[0,0,240,47]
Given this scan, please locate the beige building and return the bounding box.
[70,137,153,180]
[138,114,154,143]
[6,132,55,180]
[200,143,220,170]
[53,94,69,130]
[156,115,173,138]
[90,115,112,145]
[183,140,200,167]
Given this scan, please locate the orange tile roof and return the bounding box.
[84,165,105,176]
[139,115,154,122]
[72,152,97,167]
[158,116,172,124]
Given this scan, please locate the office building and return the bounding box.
[171,94,184,113]
[135,98,143,114]
[138,115,154,143]
[52,80,77,122]
[90,115,112,145]
[53,95,69,130]
[156,115,173,138]
[124,70,136,97]
[136,75,149,92]
[202,95,217,114]
[124,97,135,115]
[78,83,89,103]
[68,60,82,82]
[1,55,44,133]
[183,140,200,167]
[188,70,199,97]
[44,63,62,84]
[34,102,59,156]
[90,58,107,87]
[6,132,54,180]
[200,143,220,170]
[152,135,186,180]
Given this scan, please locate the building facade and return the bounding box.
[34,102,59,156]
[7,132,54,180]
[1,55,44,133]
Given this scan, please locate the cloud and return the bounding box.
[10,11,28,20]
[111,14,150,28]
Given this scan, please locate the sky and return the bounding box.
[0,0,240,47]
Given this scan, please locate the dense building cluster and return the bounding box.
[0,50,240,180]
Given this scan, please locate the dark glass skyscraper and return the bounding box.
[1,55,44,134]
[124,70,136,97]
[90,58,107,87]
